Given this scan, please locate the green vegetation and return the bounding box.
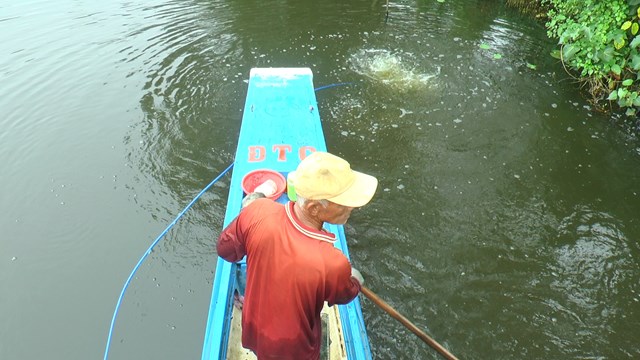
[478,43,504,61]
[542,0,640,118]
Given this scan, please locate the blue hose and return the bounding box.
[314,82,353,92]
[103,162,234,360]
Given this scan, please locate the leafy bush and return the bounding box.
[543,0,640,116]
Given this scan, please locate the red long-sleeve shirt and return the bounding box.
[217,198,361,360]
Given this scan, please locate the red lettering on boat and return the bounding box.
[247,145,317,162]
[248,145,266,162]
[272,144,292,161]
[299,146,316,160]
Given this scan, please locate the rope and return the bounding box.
[103,162,234,360]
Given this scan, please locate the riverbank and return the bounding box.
[507,0,640,136]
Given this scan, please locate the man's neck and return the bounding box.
[292,202,323,230]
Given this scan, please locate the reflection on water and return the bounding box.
[123,0,242,199]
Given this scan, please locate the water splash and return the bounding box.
[349,49,439,90]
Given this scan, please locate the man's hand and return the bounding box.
[351,267,364,286]
[241,192,266,209]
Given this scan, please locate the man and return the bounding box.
[216,151,378,360]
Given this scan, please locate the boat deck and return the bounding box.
[227,304,348,360]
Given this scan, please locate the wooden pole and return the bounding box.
[360,286,460,360]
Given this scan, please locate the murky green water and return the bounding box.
[1,0,639,359]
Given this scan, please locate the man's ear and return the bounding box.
[305,200,324,216]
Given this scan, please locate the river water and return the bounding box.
[1,0,639,359]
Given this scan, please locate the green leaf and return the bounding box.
[526,63,537,70]
[622,21,633,31]
[612,64,622,75]
[618,98,628,107]
[562,44,579,60]
[598,46,615,62]
[633,95,640,106]
[631,36,640,48]
[479,43,491,50]
[632,54,640,70]
[623,79,634,86]
[633,23,639,35]
[436,0,445,2]
[550,49,561,59]
[618,87,629,98]
[493,53,502,60]
[613,31,627,50]
[609,79,617,90]
[581,25,593,40]
[626,108,636,116]
[608,90,618,100]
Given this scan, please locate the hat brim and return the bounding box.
[326,171,378,207]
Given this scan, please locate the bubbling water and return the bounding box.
[349,49,439,91]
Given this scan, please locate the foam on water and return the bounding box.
[349,48,439,90]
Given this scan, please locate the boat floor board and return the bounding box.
[227,306,255,360]
[322,303,349,360]
[227,303,347,360]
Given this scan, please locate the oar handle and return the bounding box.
[360,286,460,360]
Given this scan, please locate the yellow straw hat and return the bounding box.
[288,152,378,207]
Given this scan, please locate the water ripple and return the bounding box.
[552,207,633,302]
[118,0,241,199]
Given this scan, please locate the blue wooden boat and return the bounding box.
[201,68,373,360]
